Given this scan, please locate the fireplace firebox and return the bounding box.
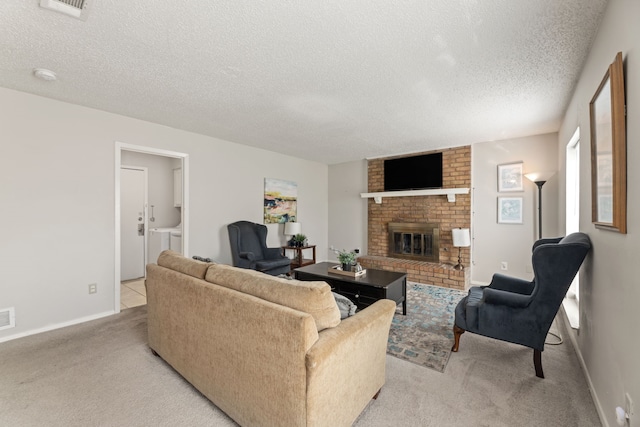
[388,222,440,263]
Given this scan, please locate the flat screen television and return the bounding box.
[384,152,443,191]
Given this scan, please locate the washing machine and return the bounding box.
[148,227,180,263]
[170,229,182,253]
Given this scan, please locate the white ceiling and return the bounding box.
[0,1,608,164]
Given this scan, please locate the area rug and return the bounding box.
[387,282,467,372]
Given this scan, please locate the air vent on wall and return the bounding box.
[40,0,92,21]
[0,307,15,331]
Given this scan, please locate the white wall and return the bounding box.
[557,0,640,425]
[0,87,328,341]
[327,160,368,262]
[471,134,560,283]
[121,151,180,228]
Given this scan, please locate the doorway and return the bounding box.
[120,166,147,281]
[120,166,149,310]
[115,142,189,313]
[563,128,580,328]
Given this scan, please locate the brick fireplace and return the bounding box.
[357,146,471,290]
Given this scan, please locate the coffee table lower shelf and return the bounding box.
[294,262,407,315]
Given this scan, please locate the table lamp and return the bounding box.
[284,222,301,245]
[452,228,471,270]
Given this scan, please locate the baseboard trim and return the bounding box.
[558,306,608,427]
[0,310,115,344]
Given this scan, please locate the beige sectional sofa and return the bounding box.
[146,250,396,427]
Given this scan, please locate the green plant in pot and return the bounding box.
[335,249,357,272]
[292,233,307,247]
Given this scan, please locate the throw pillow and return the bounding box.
[333,292,357,319]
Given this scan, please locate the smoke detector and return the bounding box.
[39,0,92,21]
[33,68,57,81]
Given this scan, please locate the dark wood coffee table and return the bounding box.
[294,262,407,315]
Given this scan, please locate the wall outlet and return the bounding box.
[500,262,508,271]
[88,283,97,294]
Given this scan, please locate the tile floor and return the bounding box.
[121,278,147,310]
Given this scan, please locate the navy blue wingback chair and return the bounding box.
[451,232,591,378]
[227,221,291,276]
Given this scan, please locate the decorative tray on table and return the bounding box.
[328,265,367,278]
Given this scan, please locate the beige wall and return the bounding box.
[557,0,640,425]
[472,133,560,283]
[0,87,328,341]
[327,160,368,261]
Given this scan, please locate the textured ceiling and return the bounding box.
[0,1,607,164]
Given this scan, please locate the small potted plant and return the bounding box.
[292,233,307,247]
[335,249,357,272]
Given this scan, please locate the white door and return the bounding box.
[121,167,146,280]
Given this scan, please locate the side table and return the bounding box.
[282,245,316,270]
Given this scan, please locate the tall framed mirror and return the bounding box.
[590,52,626,234]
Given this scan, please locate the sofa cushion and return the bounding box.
[205,264,341,331]
[157,250,212,279]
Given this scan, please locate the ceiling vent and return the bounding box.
[40,0,92,21]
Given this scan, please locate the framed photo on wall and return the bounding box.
[590,51,627,233]
[497,197,523,224]
[497,162,524,192]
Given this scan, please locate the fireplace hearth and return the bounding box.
[388,222,440,263]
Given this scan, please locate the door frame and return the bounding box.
[563,128,580,328]
[120,165,149,280]
[115,141,189,313]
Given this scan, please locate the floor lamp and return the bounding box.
[524,172,556,239]
[524,172,562,346]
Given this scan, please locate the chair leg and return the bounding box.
[451,325,465,352]
[533,349,544,378]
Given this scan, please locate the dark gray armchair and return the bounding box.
[227,221,291,276]
[451,232,591,378]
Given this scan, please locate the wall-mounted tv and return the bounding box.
[384,152,443,191]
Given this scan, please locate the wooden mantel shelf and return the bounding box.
[360,188,470,204]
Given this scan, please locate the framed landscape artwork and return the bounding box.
[497,197,523,224]
[497,162,524,192]
[264,178,297,224]
[590,52,626,233]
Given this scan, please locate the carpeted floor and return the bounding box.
[0,301,602,426]
[387,283,466,372]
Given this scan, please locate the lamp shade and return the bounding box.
[452,228,470,247]
[524,171,556,183]
[284,222,301,236]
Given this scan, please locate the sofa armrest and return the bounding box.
[263,247,284,259]
[305,299,396,427]
[239,251,255,261]
[483,287,532,308]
